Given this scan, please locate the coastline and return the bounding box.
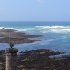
[0,23,70,53]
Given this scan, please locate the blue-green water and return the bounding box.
[0,22,70,53]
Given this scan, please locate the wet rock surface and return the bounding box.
[0,49,69,70]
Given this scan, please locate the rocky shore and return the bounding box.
[0,29,69,70]
[0,49,69,70]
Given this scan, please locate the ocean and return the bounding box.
[0,22,70,53]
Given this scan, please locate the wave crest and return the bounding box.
[0,26,70,34]
[35,26,70,33]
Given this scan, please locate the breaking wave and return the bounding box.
[15,26,70,34]
[35,26,70,33]
[0,26,70,34]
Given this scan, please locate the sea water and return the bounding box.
[0,22,70,53]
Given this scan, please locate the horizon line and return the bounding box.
[0,21,70,22]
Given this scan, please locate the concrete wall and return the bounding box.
[5,48,18,70]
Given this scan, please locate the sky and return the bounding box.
[0,0,70,21]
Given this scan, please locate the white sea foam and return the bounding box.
[15,26,70,34]
[35,26,70,33]
[0,27,17,30]
[0,27,6,29]
[0,26,70,34]
[35,26,70,29]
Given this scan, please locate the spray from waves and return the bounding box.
[13,25,70,34]
[35,26,70,33]
[1,26,70,34]
[35,26,70,29]
[0,27,6,29]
